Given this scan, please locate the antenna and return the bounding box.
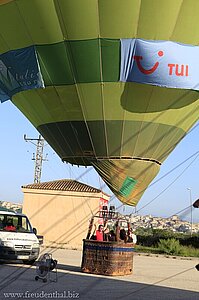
[24,134,48,183]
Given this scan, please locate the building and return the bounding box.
[0,201,22,212]
[22,179,109,249]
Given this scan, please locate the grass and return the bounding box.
[135,245,161,255]
[135,244,199,257]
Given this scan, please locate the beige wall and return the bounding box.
[22,188,109,249]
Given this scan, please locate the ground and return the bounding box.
[0,248,198,300]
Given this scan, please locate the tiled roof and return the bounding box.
[21,179,102,193]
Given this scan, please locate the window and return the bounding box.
[0,214,32,233]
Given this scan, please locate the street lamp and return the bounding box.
[187,188,193,236]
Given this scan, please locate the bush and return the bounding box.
[157,238,185,256]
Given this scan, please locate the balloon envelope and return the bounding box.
[0,0,199,206]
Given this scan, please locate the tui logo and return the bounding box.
[133,51,164,74]
[133,50,189,77]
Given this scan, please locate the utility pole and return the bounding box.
[187,188,193,236]
[24,134,48,183]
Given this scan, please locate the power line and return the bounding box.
[1,123,198,292]
[136,151,199,213]
[106,149,199,214]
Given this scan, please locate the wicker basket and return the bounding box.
[81,239,134,276]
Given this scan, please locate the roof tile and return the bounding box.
[22,179,102,193]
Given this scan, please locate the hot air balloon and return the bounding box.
[0,0,199,206]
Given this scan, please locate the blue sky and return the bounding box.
[0,100,198,223]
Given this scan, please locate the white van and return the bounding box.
[0,210,40,263]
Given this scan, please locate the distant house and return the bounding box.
[0,201,22,213]
[22,179,109,249]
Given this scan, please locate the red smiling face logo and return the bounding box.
[134,50,164,74]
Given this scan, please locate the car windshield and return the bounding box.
[0,214,32,233]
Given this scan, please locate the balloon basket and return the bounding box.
[81,239,134,276]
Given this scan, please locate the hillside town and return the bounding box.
[0,200,22,213]
[130,214,199,234]
[1,200,198,234]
